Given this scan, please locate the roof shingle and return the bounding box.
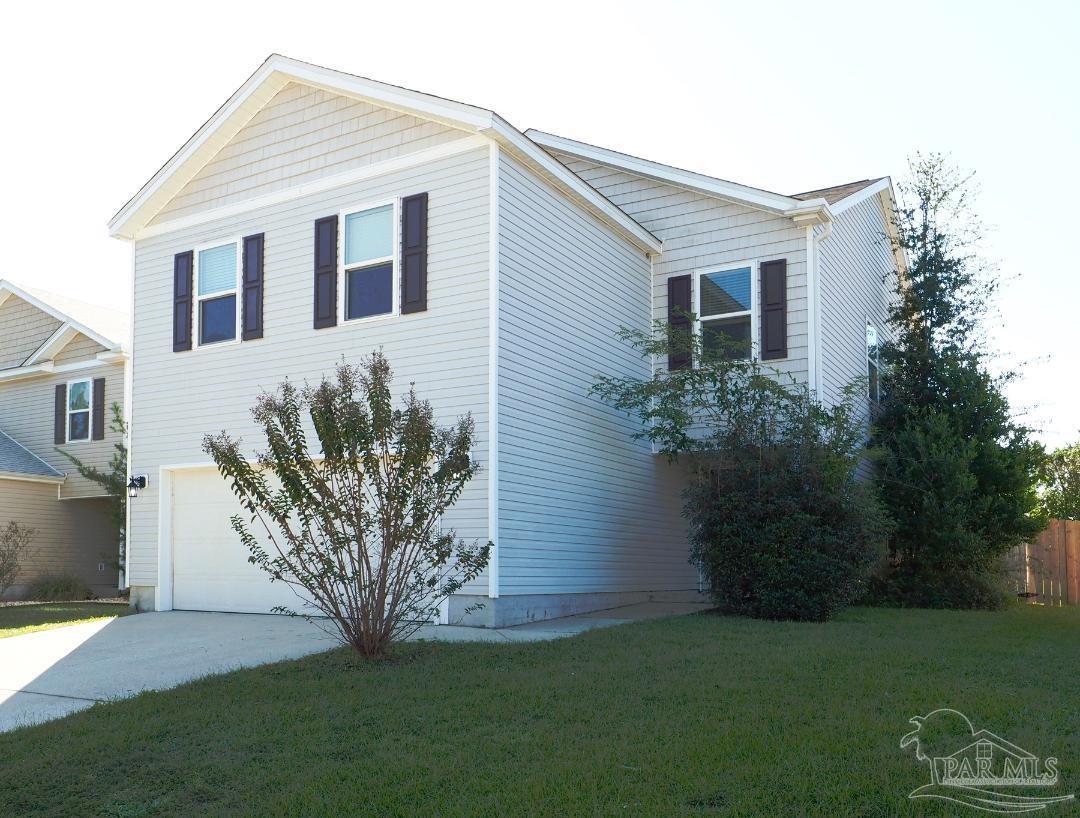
[0,429,64,479]
[790,178,884,205]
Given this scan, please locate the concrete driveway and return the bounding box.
[0,599,710,733]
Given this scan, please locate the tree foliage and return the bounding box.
[57,402,127,572]
[1039,442,1080,520]
[594,326,891,621]
[203,353,490,657]
[871,154,1046,608]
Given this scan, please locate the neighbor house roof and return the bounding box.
[0,429,64,483]
[791,178,886,205]
[109,55,661,254]
[0,279,128,358]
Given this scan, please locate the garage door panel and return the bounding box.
[171,468,308,614]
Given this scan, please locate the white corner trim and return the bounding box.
[132,136,488,241]
[805,225,821,396]
[829,177,893,215]
[487,142,501,599]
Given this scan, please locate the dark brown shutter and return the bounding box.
[400,192,428,314]
[667,274,693,370]
[242,233,264,340]
[313,216,338,329]
[173,250,194,352]
[760,259,787,361]
[54,383,67,444]
[92,378,106,441]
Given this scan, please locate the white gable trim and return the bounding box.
[138,135,488,240]
[526,129,833,225]
[24,324,81,366]
[0,354,122,384]
[0,280,125,352]
[830,177,893,214]
[109,55,660,254]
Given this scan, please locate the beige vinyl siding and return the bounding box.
[0,296,62,370]
[53,333,108,365]
[129,146,491,592]
[0,479,118,599]
[150,82,468,226]
[496,151,695,596]
[554,156,810,385]
[817,194,898,409]
[0,362,124,499]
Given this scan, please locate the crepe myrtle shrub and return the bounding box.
[0,522,35,598]
[592,322,891,621]
[202,353,490,657]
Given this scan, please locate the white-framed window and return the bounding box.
[695,264,755,360]
[66,378,92,443]
[866,320,880,403]
[195,239,241,346]
[340,200,397,323]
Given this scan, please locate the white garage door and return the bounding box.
[171,468,301,614]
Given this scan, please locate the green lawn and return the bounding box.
[0,601,130,638]
[1,606,1077,817]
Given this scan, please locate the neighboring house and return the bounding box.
[0,280,128,599]
[109,55,901,625]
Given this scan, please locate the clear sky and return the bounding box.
[1,1,1076,446]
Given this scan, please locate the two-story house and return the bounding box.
[0,280,128,599]
[109,55,901,625]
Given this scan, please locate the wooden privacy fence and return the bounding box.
[1007,519,1080,606]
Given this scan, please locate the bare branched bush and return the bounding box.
[0,522,35,598]
[203,353,490,657]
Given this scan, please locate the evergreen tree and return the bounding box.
[871,154,1045,608]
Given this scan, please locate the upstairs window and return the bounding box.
[342,203,395,321]
[67,379,91,442]
[866,321,880,403]
[698,266,752,360]
[196,241,239,345]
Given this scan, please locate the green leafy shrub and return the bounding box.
[28,574,93,602]
[594,326,891,621]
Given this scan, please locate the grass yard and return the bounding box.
[0,601,130,638]
[0,605,1077,816]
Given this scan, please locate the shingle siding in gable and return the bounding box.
[497,151,696,596]
[149,82,470,226]
[52,333,108,365]
[0,296,63,370]
[128,147,491,591]
[555,155,811,386]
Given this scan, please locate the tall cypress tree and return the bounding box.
[872,154,1045,608]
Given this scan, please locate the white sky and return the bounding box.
[2,0,1076,446]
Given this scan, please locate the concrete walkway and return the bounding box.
[0,598,710,733]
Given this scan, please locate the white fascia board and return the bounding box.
[108,54,496,241]
[0,470,64,485]
[489,120,660,254]
[24,324,79,366]
[0,281,123,352]
[525,129,819,221]
[829,177,893,215]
